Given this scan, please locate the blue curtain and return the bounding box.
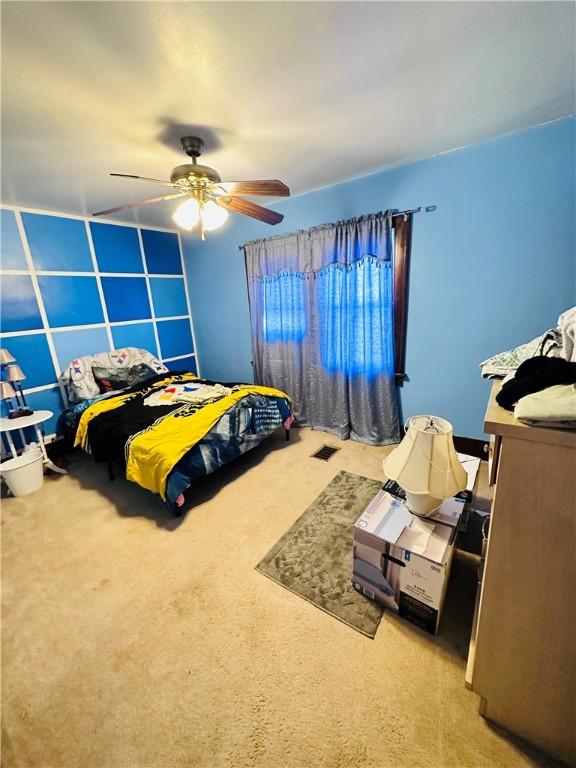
[317,257,395,378]
[245,212,400,445]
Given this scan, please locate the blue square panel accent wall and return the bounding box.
[25,387,64,435]
[38,275,105,327]
[0,274,43,332]
[111,322,157,355]
[0,210,27,269]
[90,222,144,274]
[0,333,56,388]
[157,318,194,360]
[1,207,198,440]
[22,213,93,272]
[150,277,188,317]
[165,355,197,374]
[53,327,111,372]
[141,229,182,274]
[101,276,151,322]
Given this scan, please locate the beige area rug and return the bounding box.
[1,428,557,768]
[257,470,384,637]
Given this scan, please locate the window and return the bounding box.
[260,272,306,344]
[317,256,394,377]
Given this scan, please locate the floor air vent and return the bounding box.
[311,444,340,461]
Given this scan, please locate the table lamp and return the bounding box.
[383,415,467,517]
[6,364,33,417]
[0,349,16,365]
[0,380,19,419]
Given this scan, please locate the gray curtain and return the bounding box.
[245,212,400,445]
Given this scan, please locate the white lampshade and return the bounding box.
[6,364,26,382]
[201,200,229,231]
[172,197,200,231]
[383,415,467,517]
[0,349,15,365]
[0,380,17,400]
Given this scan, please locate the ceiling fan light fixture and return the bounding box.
[172,197,200,230]
[95,136,289,231]
[201,200,229,232]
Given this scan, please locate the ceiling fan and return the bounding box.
[93,136,290,237]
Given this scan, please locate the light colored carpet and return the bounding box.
[1,428,553,768]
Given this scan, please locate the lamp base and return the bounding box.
[8,407,34,419]
[405,491,442,518]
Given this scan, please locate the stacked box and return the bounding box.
[352,493,464,634]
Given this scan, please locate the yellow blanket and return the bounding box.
[75,377,290,500]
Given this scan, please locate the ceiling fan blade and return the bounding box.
[110,173,177,187]
[218,180,290,197]
[217,196,284,225]
[92,191,187,217]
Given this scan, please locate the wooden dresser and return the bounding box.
[468,383,576,764]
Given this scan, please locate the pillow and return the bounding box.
[60,347,169,402]
[92,363,156,393]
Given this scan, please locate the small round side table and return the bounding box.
[0,410,67,474]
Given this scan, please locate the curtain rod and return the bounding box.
[237,206,435,250]
[388,205,437,216]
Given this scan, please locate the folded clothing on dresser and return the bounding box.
[515,384,576,429]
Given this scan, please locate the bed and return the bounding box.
[61,347,293,513]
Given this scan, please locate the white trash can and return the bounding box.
[0,447,44,497]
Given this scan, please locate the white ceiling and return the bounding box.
[1,1,574,229]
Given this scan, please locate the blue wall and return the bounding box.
[183,117,575,439]
[0,209,199,438]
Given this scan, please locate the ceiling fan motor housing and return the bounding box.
[180,136,204,158]
[170,163,222,185]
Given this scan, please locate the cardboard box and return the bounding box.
[352,492,464,634]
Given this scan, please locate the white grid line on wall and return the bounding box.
[84,219,115,352]
[0,316,192,338]
[137,226,163,362]
[13,210,70,408]
[177,231,201,376]
[0,270,186,278]
[12,383,60,395]
[162,353,197,363]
